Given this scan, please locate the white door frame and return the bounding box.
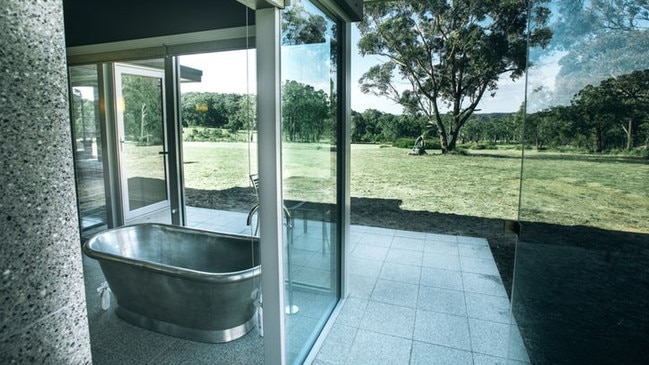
[114,63,170,221]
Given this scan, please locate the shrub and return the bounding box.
[610,147,649,159]
[461,141,497,150]
[392,138,416,149]
[426,139,442,150]
[183,127,229,142]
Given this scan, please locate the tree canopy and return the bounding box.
[282,80,331,142]
[549,1,649,105]
[121,74,163,145]
[571,69,649,151]
[358,0,552,153]
[181,92,242,129]
[282,2,327,46]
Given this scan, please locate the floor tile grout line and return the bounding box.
[455,237,479,365]
[132,210,524,364]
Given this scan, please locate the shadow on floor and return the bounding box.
[179,188,649,365]
[513,222,649,365]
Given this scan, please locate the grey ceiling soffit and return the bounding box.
[333,0,363,21]
[236,0,288,9]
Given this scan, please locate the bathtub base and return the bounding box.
[116,306,257,343]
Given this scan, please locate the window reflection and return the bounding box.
[281,1,341,363]
[69,65,108,237]
[515,1,649,364]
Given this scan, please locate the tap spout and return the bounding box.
[246,204,293,228]
[247,204,259,227]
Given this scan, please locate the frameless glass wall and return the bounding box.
[512,1,649,364]
[69,65,108,237]
[178,50,258,233]
[281,1,341,363]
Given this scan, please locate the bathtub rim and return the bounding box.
[83,223,261,284]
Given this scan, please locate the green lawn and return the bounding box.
[174,141,648,234]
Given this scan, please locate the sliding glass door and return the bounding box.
[281,1,342,363]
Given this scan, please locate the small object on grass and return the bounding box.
[408,135,426,155]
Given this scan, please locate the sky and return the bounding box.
[176,24,560,115]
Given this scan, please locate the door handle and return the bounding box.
[158,151,169,155]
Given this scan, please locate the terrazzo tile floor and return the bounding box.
[313,225,529,365]
[82,208,529,364]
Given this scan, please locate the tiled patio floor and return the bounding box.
[313,224,529,365]
[85,207,529,364]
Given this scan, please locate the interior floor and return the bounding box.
[81,208,528,364]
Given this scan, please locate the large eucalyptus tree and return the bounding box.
[358,0,552,152]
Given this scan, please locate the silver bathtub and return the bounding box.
[83,223,260,343]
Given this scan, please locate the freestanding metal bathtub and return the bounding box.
[83,223,260,343]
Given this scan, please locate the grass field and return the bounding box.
[131,141,649,234]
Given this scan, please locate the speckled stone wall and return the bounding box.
[0,0,93,364]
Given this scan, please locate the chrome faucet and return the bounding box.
[246,204,260,227]
[246,204,293,233]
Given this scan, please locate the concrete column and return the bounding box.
[0,1,93,364]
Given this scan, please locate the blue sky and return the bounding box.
[178,24,558,115]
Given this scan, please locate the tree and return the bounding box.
[282,80,330,142]
[225,94,257,138]
[551,1,649,105]
[523,107,575,150]
[358,0,552,153]
[282,3,327,46]
[121,74,163,145]
[181,92,241,128]
[603,70,649,150]
[571,84,622,152]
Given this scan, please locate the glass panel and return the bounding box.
[281,1,340,363]
[69,65,107,236]
[178,51,257,234]
[513,1,649,364]
[114,63,170,222]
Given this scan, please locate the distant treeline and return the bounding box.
[178,71,648,154]
[351,110,517,146]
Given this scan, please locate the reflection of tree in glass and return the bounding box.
[550,1,649,105]
[519,69,649,153]
[571,69,649,152]
[358,1,552,153]
[122,75,163,145]
[71,90,96,142]
[282,3,327,45]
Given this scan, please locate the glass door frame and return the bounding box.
[67,26,254,229]
[113,62,171,221]
[255,1,353,363]
[67,1,354,362]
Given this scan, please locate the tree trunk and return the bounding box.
[447,137,457,151]
[439,130,450,153]
[447,132,458,151]
[595,128,603,153]
[626,118,634,150]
